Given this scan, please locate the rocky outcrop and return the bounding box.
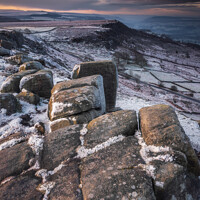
[72,61,118,111]
[48,75,106,127]
[16,90,40,105]
[0,93,20,115]
[0,70,37,93]
[0,30,24,48]
[0,57,200,200]
[20,70,53,98]
[19,61,44,72]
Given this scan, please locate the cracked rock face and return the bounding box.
[72,61,118,112]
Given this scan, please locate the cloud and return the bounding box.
[0,0,200,16]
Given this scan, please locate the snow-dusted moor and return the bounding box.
[0,19,200,199]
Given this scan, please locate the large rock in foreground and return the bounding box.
[48,75,106,125]
[139,104,200,176]
[72,61,118,111]
[84,110,138,148]
[81,136,156,200]
[0,70,37,93]
[0,93,20,115]
[20,70,53,98]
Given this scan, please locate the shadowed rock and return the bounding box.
[0,47,10,56]
[139,104,200,176]
[0,142,34,182]
[20,70,53,98]
[154,163,200,200]
[84,110,138,148]
[72,61,118,111]
[0,70,37,93]
[0,40,13,50]
[42,125,82,170]
[0,171,43,200]
[0,93,20,115]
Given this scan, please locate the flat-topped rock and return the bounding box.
[0,70,37,93]
[42,125,82,170]
[48,75,106,124]
[19,61,44,72]
[84,110,138,148]
[72,61,118,111]
[139,104,200,176]
[20,70,53,98]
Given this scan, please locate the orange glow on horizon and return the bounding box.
[0,4,198,16]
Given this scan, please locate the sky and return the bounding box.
[0,0,200,16]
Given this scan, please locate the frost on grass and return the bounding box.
[135,131,173,179]
[77,135,125,158]
[0,99,49,139]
